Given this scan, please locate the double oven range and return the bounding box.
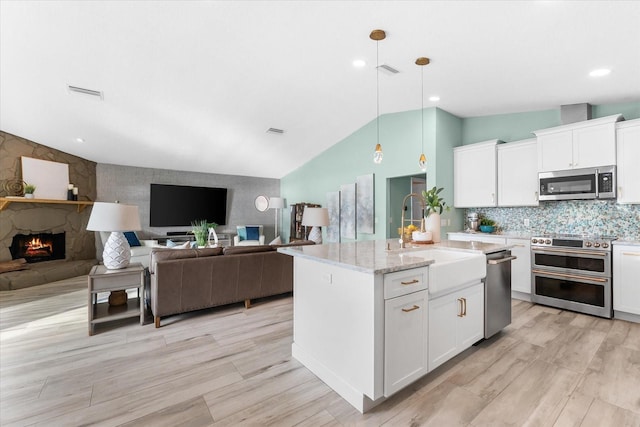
[530,233,615,318]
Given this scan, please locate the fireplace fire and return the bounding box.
[10,232,66,263]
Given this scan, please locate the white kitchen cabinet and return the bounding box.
[506,238,531,298]
[428,282,484,371]
[454,139,501,208]
[497,139,539,206]
[616,119,640,204]
[613,244,640,317]
[534,115,622,172]
[384,290,428,396]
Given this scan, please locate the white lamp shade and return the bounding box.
[87,202,141,232]
[268,197,285,209]
[301,207,329,227]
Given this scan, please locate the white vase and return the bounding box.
[425,212,441,243]
[24,193,34,199]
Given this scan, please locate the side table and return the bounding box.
[88,263,145,335]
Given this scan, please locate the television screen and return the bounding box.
[150,184,227,227]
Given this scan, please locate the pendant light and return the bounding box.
[416,57,430,171]
[371,29,386,164]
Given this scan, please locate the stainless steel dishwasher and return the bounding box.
[484,250,517,338]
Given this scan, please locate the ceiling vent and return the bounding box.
[377,64,400,75]
[266,128,284,134]
[67,85,103,100]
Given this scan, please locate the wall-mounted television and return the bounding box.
[150,183,227,227]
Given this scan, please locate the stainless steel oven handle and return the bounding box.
[531,247,608,256]
[488,256,518,265]
[531,269,608,283]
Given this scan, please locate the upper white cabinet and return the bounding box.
[497,139,539,206]
[613,244,640,316]
[616,119,640,204]
[454,139,501,208]
[534,114,623,172]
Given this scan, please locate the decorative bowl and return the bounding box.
[479,225,495,233]
[412,231,433,242]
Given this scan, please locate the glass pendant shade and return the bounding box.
[374,143,383,164]
[419,153,427,171]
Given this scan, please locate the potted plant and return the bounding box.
[23,183,36,199]
[479,217,496,233]
[421,186,450,243]
[191,219,210,247]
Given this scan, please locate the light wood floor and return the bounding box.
[1,276,639,427]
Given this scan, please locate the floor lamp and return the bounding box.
[301,207,329,244]
[268,197,284,238]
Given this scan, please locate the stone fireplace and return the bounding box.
[10,232,66,263]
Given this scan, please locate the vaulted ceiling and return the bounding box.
[1,1,639,179]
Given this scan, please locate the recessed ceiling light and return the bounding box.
[75,138,85,143]
[589,68,611,77]
[429,96,440,102]
[353,59,366,68]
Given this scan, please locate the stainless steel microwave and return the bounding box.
[539,166,616,201]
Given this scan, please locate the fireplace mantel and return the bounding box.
[0,197,93,212]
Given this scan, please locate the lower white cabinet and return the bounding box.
[384,290,428,396]
[428,282,484,371]
[506,238,531,297]
[613,245,640,316]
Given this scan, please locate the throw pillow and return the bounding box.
[246,226,260,240]
[124,231,141,247]
[269,236,282,245]
[177,241,191,249]
[237,227,247,241]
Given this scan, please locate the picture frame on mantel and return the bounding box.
[21,157,69,200]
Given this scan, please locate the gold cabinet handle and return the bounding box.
[402,305,420,313]
[401,279,419,285]
[457,298,464,317]
[622,252,640,256]
[462,297,467,316]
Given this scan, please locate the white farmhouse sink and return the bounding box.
[411,249,486,295]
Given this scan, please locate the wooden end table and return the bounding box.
[88,263,145,335]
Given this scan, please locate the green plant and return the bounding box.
[480,217,496,226]
[421,186,450,216]
[191,219,209,247]
[24,183,36,194]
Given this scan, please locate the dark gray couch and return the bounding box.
[149,241,314,327]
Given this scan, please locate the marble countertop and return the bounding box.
[613,240,640,246]
[277,239,512,275]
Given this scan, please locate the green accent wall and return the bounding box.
[280,101,640,243]
[280,107,448,242]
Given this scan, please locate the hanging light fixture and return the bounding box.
[416,57,430,171]
[370,29,386,164]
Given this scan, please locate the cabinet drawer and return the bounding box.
[90,273,142,292]
[384,268,427,299]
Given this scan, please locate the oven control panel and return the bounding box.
[531,236,614,250]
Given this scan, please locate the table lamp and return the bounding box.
[87,202,142,270]
[301,207,329,244]
[268,197,285,237]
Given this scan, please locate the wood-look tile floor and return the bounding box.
[1,276,640,426]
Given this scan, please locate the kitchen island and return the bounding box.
[278,239,511,413]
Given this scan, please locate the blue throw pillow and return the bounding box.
[166,239,176,247]
[246,226,260,240]
[238,227,247,241]
[124,231,141,247]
